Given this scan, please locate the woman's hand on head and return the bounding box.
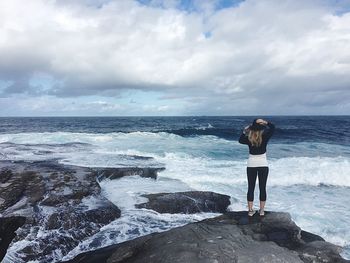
[256,119,268,125]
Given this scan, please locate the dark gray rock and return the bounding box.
[135,191,231,214]
[63,211,349,263]
[301,230,325,243]
[46,205,120,230]
[226,211,302,249]
[0,216,26,261]
[94,167,165,181]
[0,160,122,262]
[0,169,45,211]
[299,241,345,263]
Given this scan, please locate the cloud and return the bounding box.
[0,0,350,115]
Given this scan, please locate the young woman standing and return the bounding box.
[239,118,275,216]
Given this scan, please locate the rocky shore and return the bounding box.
[0,160,349,263]
[63,211,348,263]
[0,160,137,262]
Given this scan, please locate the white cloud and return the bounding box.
[0,0,350,115]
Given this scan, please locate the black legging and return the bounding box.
[247,167,268,202]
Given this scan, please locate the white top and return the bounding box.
[247,153,268,167]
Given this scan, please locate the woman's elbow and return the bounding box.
[238,137,247,144]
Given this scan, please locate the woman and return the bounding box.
[239,118,275,216]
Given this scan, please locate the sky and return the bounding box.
[0,0,350,116]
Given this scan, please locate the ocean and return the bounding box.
[0,116,349,261]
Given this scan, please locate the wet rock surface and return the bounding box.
[0,160,121,262]
[64,211,349,263]
[135,191,231,214]
[94,167,165,181]
[0,216,26,261]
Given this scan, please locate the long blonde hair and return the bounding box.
[248,130,263,147]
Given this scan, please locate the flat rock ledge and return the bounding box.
[63,211,349,263]
[135,191,231,213]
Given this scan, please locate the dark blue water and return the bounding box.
[0,116,349,145]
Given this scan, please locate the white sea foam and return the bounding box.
[270,156,350,187]
[196,123,214,130]
[99,175,192,210]
[154,152,350,189]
